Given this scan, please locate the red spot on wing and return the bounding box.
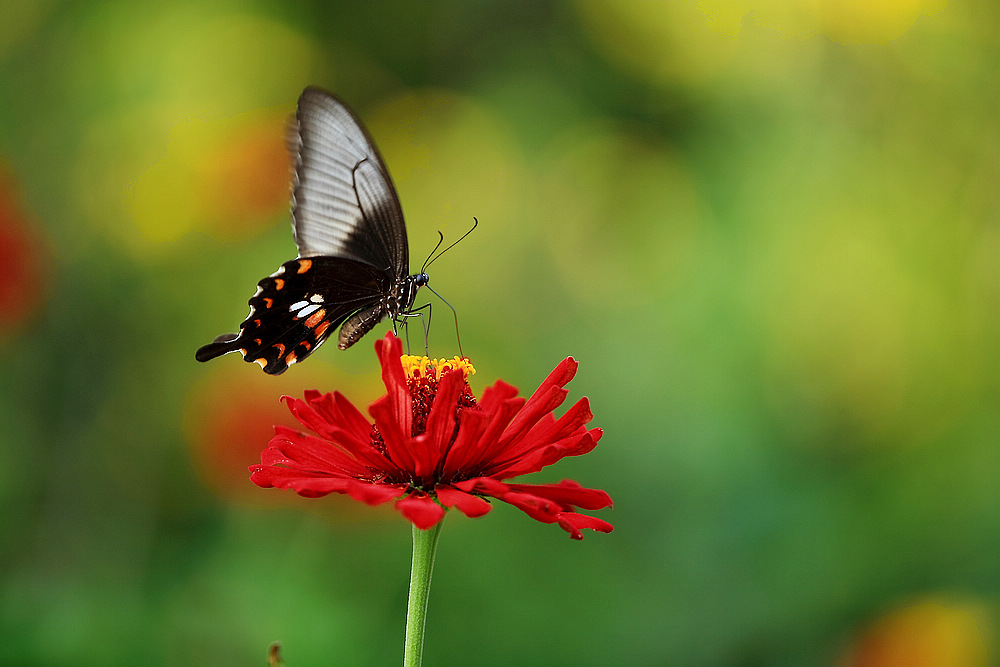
[305,309,326,329]
[263,298,273,309]
[315,320,331,339]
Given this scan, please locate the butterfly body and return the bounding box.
[196,87,425,375]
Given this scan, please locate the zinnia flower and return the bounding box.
[250,333,613,539]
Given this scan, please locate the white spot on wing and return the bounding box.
[289,300,321,319]
[297,304,320,318]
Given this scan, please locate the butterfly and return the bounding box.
[196,87,428,375]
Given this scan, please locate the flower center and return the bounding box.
[368,355,479,460]
[401,355,477,436]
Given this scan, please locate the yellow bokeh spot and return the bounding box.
[575,0,947,86]
[841,597,993,667]
[364,90,522,240]
[574,1,743,84]
[67,4,322,257]
[812,0,946,44]
[195,111,292,239]
[123,108,291,246]
[749,201,982,447]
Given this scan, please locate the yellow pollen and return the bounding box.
[401,354,476,379]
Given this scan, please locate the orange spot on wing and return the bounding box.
[253,358,267,369]
[305,309,326,329]
[272,343,285,356]
[274,278,285,290]
[297,259,312,274]
[285,351,297,364]
[314,320,330,339]
[263,298,273,309]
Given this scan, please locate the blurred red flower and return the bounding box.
[0,165,46,331]
[250,333,613,539]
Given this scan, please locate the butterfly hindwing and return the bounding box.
[195,257,391,375]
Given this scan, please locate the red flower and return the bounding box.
[250,333,613,539]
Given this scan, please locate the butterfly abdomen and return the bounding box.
[338,303,385,349]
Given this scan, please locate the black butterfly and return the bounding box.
[196,87,428,375]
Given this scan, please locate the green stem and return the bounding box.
[403,519,444,667]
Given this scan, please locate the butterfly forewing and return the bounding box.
[292,88,407,274]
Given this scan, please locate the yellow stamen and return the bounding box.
[401,354,476,379]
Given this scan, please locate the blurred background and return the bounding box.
[1,1,997,665]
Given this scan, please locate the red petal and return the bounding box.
[283,392,370,445]
[440,407,491,473]
[455,477,612,533]
[281,394,333,435]
[477,380,519,412]
[505,480,613,510]
[457,393,524,469]
[276,393,395,471]
[268,426,370,476]
[532,356,578,391]
[437,486,491,518]
[249,464,404,504]
[496,358,579,453]
[453,476,509,497]
[396,494,446,529]
[306,390,373,442]
[410,370,465,477]
[369,394,416,472]
[520,396,594,455]
[342,479,407,506]
[555,512,614,540]
[375,334,411,437]
[258,444,294,467]
[489,429,600,478]
[269,424,401,478]
[499,386,568,452]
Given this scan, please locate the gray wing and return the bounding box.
[290,87,408,276]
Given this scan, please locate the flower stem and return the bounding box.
[403,519,444,667]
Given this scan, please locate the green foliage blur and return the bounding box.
[1,1,997,665]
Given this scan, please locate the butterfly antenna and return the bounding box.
[419,232,445,274]
[425,285,465,359]
[423,217,479,271]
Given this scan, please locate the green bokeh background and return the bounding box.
[1,1,997,665]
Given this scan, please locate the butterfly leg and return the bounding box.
[397,302,432,356]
